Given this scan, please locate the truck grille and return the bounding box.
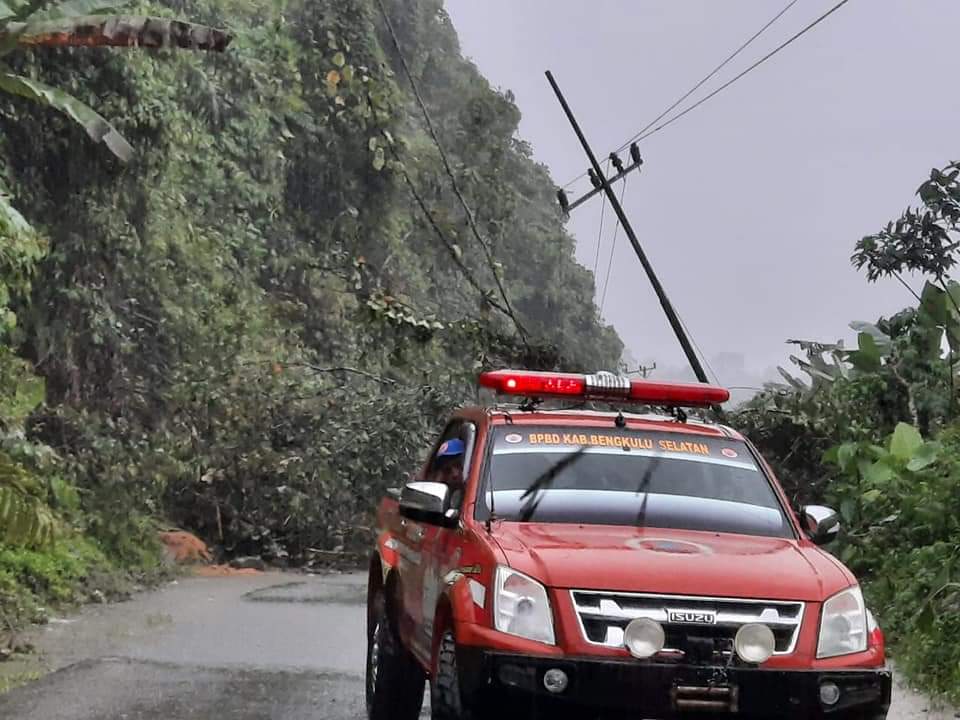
[570,590,804,659]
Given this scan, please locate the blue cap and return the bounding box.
[437,438,465,457]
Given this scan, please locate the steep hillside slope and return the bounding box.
[0,0,622,562]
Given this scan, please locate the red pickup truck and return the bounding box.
[366,370,891,720]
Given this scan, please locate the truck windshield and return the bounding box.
[481,426,793,538]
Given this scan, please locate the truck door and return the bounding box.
[396,420,471,662]
[418,421,477,660]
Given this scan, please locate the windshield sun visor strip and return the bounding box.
[491,445,759,471]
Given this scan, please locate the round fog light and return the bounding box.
[543,668,568,694]
[734,623,776,664]
[820,682,841,706]
[624,618,666,659]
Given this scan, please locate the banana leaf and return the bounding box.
[0,72,133,160]
[8,15,231,51]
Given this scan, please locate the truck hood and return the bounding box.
[491,522,852,601]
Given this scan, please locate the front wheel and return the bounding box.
[430,631,576,720]
[430,630,481,720]
[366,591,425,720]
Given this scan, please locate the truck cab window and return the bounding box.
[422,421,476,511]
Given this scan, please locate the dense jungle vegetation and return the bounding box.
[0,0,957,703]
[0,0,621,629]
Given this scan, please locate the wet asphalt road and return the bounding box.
[0,572,953,719]
[0,573,386,720]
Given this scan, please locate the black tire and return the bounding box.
[430,630,475,720]
[366,591,425,720]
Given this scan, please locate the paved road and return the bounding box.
[0,572,953,719]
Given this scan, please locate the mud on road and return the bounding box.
[0,572,953,719]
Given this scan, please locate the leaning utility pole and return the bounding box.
[546,70,710,385]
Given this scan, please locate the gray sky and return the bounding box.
[444,0,960,387]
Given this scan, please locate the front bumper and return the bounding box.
[458,647,891,719]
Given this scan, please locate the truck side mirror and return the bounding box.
[399,481,459,528]
[801,505,840,546]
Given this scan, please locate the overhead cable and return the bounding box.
[614,0,800,153]
[630,0,854,144]
[561,0,852,189]
[598,177,629,315]
[375,0,529,345]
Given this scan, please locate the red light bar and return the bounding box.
[632,379,730,407]
[480,370,586,397]
[478,370,729,407]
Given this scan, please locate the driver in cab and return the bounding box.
[432,439,466,507]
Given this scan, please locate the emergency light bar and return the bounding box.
[478,370,730,408]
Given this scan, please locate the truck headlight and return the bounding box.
[493,566,555,645]
[817,586,867,658]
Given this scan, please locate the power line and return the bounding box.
[893,271,922,304]
[562,170,589,192]
[631,0,854,145]
[606,274,722,388]
[598,177,629,315]
[388,142,514,319]
[375,0,528,345]
[561,0,850,190]
[614,0,799,154]
[677,309,723,387]
[592,159,611,279]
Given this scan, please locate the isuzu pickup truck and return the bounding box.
[366,370,891,719]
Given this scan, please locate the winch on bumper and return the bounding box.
[456,648,892,719]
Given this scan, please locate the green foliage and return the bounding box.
[0,201,54,550]
[0,0,231,165]
[0,670,43,695]
[0,541,92,602]
[0,0,232,562]
[0,0,621,568]
[0,0,131,160]
[0,151,54,551]
[0,454,55,547]
[853,162,960,283]
[746,343,960,702]
[822,424,960,702]
[0,533,135,629]
[738,159,960,701]
[0,72,132,159]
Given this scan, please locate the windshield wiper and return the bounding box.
[518,446,588,522]
[634,454,664,528]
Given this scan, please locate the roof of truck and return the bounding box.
[454,406,745,440]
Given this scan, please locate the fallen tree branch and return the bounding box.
[287,363,398,386]
[306,548,364,557]
[233,360,399,386]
